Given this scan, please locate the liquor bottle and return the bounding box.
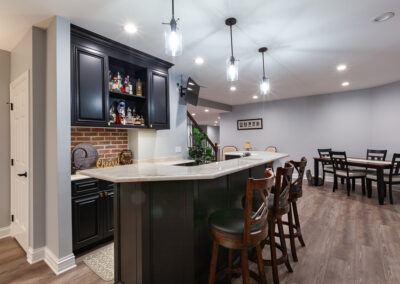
[136,78,142,96]
[108,71,113,91]
[128,76,133,95]
[125,76,130,94]
[112,77,118,91]
[117,72,122,91]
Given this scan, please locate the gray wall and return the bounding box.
[0,50,10,229]
[220,81,400,171]
[206,126,220,144]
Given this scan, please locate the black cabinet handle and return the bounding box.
[18,172,27,178]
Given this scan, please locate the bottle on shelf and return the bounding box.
[117,72,122,91]
[136,78,143,96]
[112,77,118,91]
[125,76,130,94]
[128,76,133,95]
[108,71,113,91]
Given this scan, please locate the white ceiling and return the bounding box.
[1,0,400,105]
[187,104,227,126]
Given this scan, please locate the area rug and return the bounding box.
[83,243,114,281]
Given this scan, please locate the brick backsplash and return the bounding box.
[71,127,129,161]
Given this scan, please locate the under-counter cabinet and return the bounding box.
[71,25,173,130]
[71,178,114,253]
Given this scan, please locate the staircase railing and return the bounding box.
[187,111,219,161]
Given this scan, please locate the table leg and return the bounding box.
[376,167,384,205]
[314,159,319,186]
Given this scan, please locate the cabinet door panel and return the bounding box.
[103,189,114,238]
[72,194,103,251]
[72,45,108,125]
[149,70,169,129]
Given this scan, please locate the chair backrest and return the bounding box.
[390,153,400,178]
[266,146,277,152]
[366,149,387,161]
[318,148,332,165]
[329,151,348,175]
[290,157,307,195]
[243,169,274,245]
[271,162,294,215]
[222,146,238,160]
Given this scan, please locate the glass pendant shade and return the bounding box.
[165,27,182,57]
[226,57,239,82]
[260,76,270,95]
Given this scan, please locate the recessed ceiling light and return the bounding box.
[252,95,259,99]
[342,81,350,87]
[124,23,138,34]
[195,57,204,65]
[230,86,237,91]
[192,113,195,116]
[337,64,347,71]
[218,116,221,120]
[214,124,217,126]
[374,12,395,23]
[214,121,218,124]
[205,109,209,112]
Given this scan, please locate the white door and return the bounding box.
[10,70,30,252]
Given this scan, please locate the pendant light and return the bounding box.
[163,0,182,56]
[225,18,239,82]
[259,47,270,95]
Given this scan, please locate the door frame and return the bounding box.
[10,70,31,253]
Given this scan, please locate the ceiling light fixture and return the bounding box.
[163,0,182,56]
[205,109,209,112]
[230,86,237,91]
[258,47,270,95]
[192,113,196,116]
[218,116,221,120]
[124,23,137,34]
[342,81,350,87]
[214,121,218,124]
[195,57,204,65]
[337,64,347,71]
[374,12,395,22]
[225,18,239,82]
[252,95,259,99]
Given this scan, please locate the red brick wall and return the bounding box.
[71,127,129,161]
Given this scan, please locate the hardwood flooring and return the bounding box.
[1,182,400,283]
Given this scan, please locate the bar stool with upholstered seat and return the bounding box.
[318,148,334,185]
[222,146,238,160]
[282,157,307,262]
[265,146,278,169]
[208,169,274,284]
[261,163,294,284]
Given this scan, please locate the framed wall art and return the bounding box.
[237,118,263,130]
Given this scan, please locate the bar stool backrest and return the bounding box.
[366,149,387,161]
[290,157,307,195]
[243,169,274,245]
[318,148,332,166]
[272,163,294,216]
[222,146,238,160]
[266,146,277,152]
[390,153,400,178]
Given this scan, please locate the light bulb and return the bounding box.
[260,77,270,95]
[226,58,238,81]
[165,28,182,57]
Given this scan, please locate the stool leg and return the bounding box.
[277,218,293,273]
[269,219,279,284]
[292,202,305,247]
[389,183,393,204]
[241,249,250,284]
[366,179,372,198]
[352,178,356,192]
[228,249,233,282]
[256,244,267,284]
[288,204,298,262]
[361,178,366,195]
[346,178,351,196]
[208,240,219,284]
[341,177,344,184]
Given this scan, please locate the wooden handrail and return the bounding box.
[187,111,219,156]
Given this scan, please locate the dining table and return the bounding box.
[313,157,393,205]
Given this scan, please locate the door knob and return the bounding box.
[18,172,27,177]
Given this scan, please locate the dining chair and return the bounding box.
[318,148,334,185]
[208,169,274,284]
[366,153,400,204]
[222,146,238,161]
[366,149,387,173]
[266,146,277,169]
[329,151,366,196]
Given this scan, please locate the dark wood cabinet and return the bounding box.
[148,69,170,129]
[72,178,115,253]
[71,45,109,126]
[71,25,173,129]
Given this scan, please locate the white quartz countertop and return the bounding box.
[79,151,288,183]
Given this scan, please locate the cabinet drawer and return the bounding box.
[72,178,101,197]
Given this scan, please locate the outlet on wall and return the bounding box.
[175,146,182,153]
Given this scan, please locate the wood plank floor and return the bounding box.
[1,182,400,283]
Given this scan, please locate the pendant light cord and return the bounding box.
[230,26,234,58]
[172,0,175,19]
[262,52,265,77]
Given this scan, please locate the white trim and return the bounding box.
[27,246,45,264]
[44,248,76,275]
[0,225,10,239]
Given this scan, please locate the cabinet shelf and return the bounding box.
[109,91,146,101]
[107,123,148,129]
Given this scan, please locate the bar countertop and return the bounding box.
[79,151,288,183]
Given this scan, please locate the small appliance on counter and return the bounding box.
[71,143,99,174]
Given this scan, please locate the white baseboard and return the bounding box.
[0,225,10,239]
[44,248,76,275]
[27,246,45,264]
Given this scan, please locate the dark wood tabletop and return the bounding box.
[314,157,392,168]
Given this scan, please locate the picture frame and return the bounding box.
[237,118,263,130]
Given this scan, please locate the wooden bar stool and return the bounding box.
[282,157,307,262]
[208,169,274,284]
[262,163,294,284]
